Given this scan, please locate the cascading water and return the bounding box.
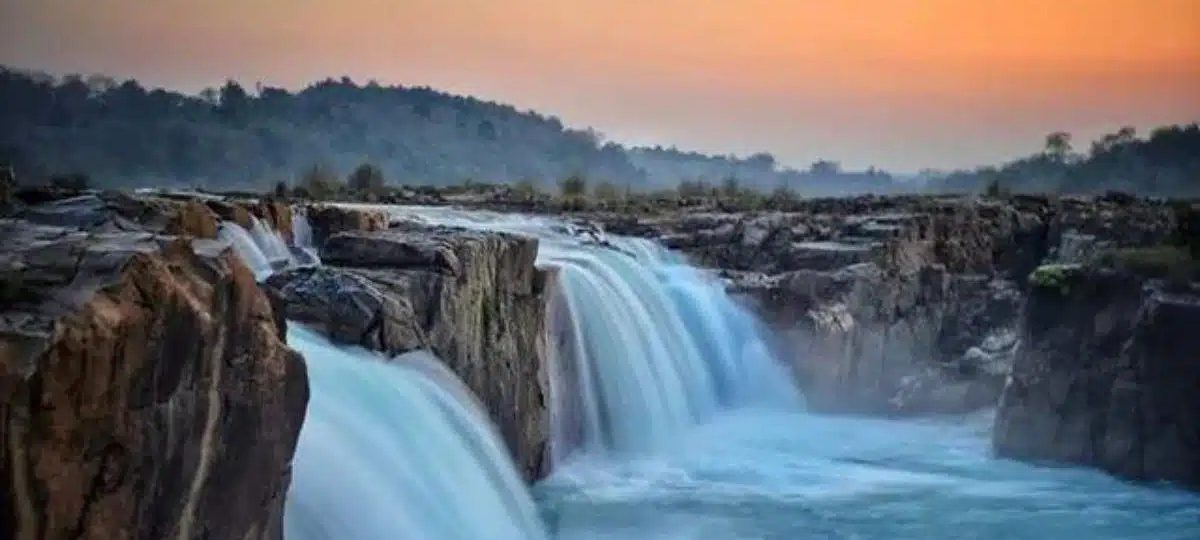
[284,325,547,540]
[219,211,318,280]
[212,203,1198,539]
[218,221,275,280]
[364,205,800,460]
[340,204,1199,539]
[249,215,297,267]
[291,207,321,265]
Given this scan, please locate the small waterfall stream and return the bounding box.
[219,211,316,280]
[218,221,275,280]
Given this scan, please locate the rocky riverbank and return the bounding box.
[994,265,1200,488]
[2,184,1196,539]
[542,194,1178,417]
[0,219,307,539]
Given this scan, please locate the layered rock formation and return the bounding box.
[994,266,1199,488]
[587,194,1177,415]
[0,220,308,539]
[267,208,550,480]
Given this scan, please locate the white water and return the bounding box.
[284,325,547,540]
[291,207,321,265]
[218,221,275,280]
[219,212,318,280]
[221,203,1197,539]
[249,215,297,267]
[370,205,799,460]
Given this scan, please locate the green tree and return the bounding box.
[1044,131,1073,161]
[347,162,386,194]
[298,164,342,200]
[559,173,587,198]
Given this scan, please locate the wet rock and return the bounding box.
[265,266,425,355]
[276,223,549,480]
[0,219,308,539]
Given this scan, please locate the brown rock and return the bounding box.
[273,223,549,479]
[165,201,219,239]
[306,205,388,245]
[0,220,308,539]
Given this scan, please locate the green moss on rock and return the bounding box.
[1029,263,1082,295]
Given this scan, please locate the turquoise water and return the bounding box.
[284,327,548,540]
[280,206,1199,539]
[536,409,1200,539]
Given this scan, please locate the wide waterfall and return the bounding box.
[284,326,547,540]
[368,205,800,460]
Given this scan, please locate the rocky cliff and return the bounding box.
[0,220,308,539]
[994,265,1199,488]
[587,194,1177,415]
[267,207,550,480]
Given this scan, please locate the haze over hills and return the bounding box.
[1,66,1197,197]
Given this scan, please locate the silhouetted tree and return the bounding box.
[347,162,385,194]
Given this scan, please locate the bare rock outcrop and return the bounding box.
[0,220,308,539]
[993,266,1200,488]
[305,205,388,245]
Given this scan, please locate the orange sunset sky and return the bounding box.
[2,0,1197,171]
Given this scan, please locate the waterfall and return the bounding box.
[249,215,297,267]
[543,236,801,458]
[291,208,321,265]
[220,212,318,279]
[362,205,801,460]
[284,326,547,540]
[218,222,275,280]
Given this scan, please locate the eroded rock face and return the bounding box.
[993,267,1200,488]
[736,262,1021,414]
[591,194,1177,416]
[271,223,550,480]
[0,220,308,539]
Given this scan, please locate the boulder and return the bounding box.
[0,219,308,539]
[265,266,424,355]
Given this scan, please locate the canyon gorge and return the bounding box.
[1,186,1197,538]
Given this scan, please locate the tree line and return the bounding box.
[1,66,1196,198]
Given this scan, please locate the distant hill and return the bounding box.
[1,66,1196,197]
[0,67,906,195]
[925,125,1200,198]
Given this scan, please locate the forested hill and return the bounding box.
[926,125,1200,198]
[0,68,640,190]
[1,67,1196,197]
[0,67,907,194]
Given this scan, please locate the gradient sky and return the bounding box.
[2,0,1198,171]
